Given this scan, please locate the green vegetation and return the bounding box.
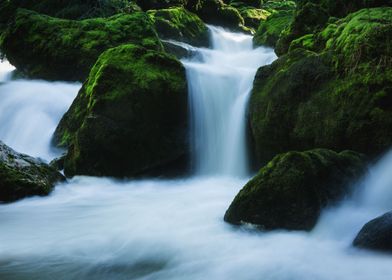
[224,149,366,230]
[0,9,161,81]
[249,7,392,165]
[253,7,294,47]
[54,44,189,177]
[148,7,209,46]
[276,0,392,55]
[2,0,141,19]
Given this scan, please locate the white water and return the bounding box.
[182,26,276,176]
[1,29,392,280]
[0,59,15,82]
[0,70,80,160]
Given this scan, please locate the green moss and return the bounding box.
[253,8,294,47]
[224,149,366,230]
[148,7,209,46]
[54,44,188,177]
[238,7,270,29]
[2,0,141,20]
[0,9,162,81]
[276,0,392,55]
[249,7,392,165]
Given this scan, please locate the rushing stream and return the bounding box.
[1,27,392,280]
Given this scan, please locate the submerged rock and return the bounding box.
[224,149,366,231]
[0,9,162,81]
[249,7,392,166]
[353,212,392,253]
[0,141,64,203]
[148,7,209,46]
[54,44,188,178]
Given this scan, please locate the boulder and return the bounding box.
[253,8,294,47]
[1,0,141,20]
[196,0,246,31]
[353,212,392,253]
[148,7,209,46]
[224,149,366,230]
[136,0,188,10]
[0,9,162,81]
[249,8,392,166]
[0,141,64,203]
[276,0,392,55]
[53,44,188,178]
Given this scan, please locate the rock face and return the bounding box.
[0,141,64,203]
[54,44,188,178]
[224,149,366,231]
[148,7,209,46]
[353,212,392,253]
[0,9,162,81]
[249,7,392,166]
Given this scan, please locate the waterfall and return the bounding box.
[182,26,276,177]
[0,62,80,160]
[2,29,392,280]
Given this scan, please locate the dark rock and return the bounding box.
[54,44,189,178]
[224,149,366,231]
[148,7,209,46]
[0,141,65,203]
[250,8,392,166]
[353,212,392,253]
[0,9,162,81]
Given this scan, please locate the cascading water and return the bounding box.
[0,80,79,160]
[1,28,392,280]
[182,26,276,176]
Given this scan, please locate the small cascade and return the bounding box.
[182,26,276,177]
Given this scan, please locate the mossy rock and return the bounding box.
[238,7,270,29]
[249,8,392,165]
[0,141,65,203]
[148,7,209,46]
[253,8,294,47]
[0,9,162,81]
[276,0,392,55]
[136,0,188,10]
[54,44,188,178]
[1,0,141,20]
[195,0,246,31]
[224,149,366,230]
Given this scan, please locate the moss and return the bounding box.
[148,7,209,46]
[54,44,188,177]
[238,7,270,29]
[2,0,141,20]
[0,9,162,81]
[249,7,392,166]
[276,0,392,55]
[136,0,187,10]
[224,149,366,230]
[195,0,246,31]
[253,8,294,47]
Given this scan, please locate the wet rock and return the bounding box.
[353,212,392,253]
[225,149,366,231]
[0,141,65,203]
